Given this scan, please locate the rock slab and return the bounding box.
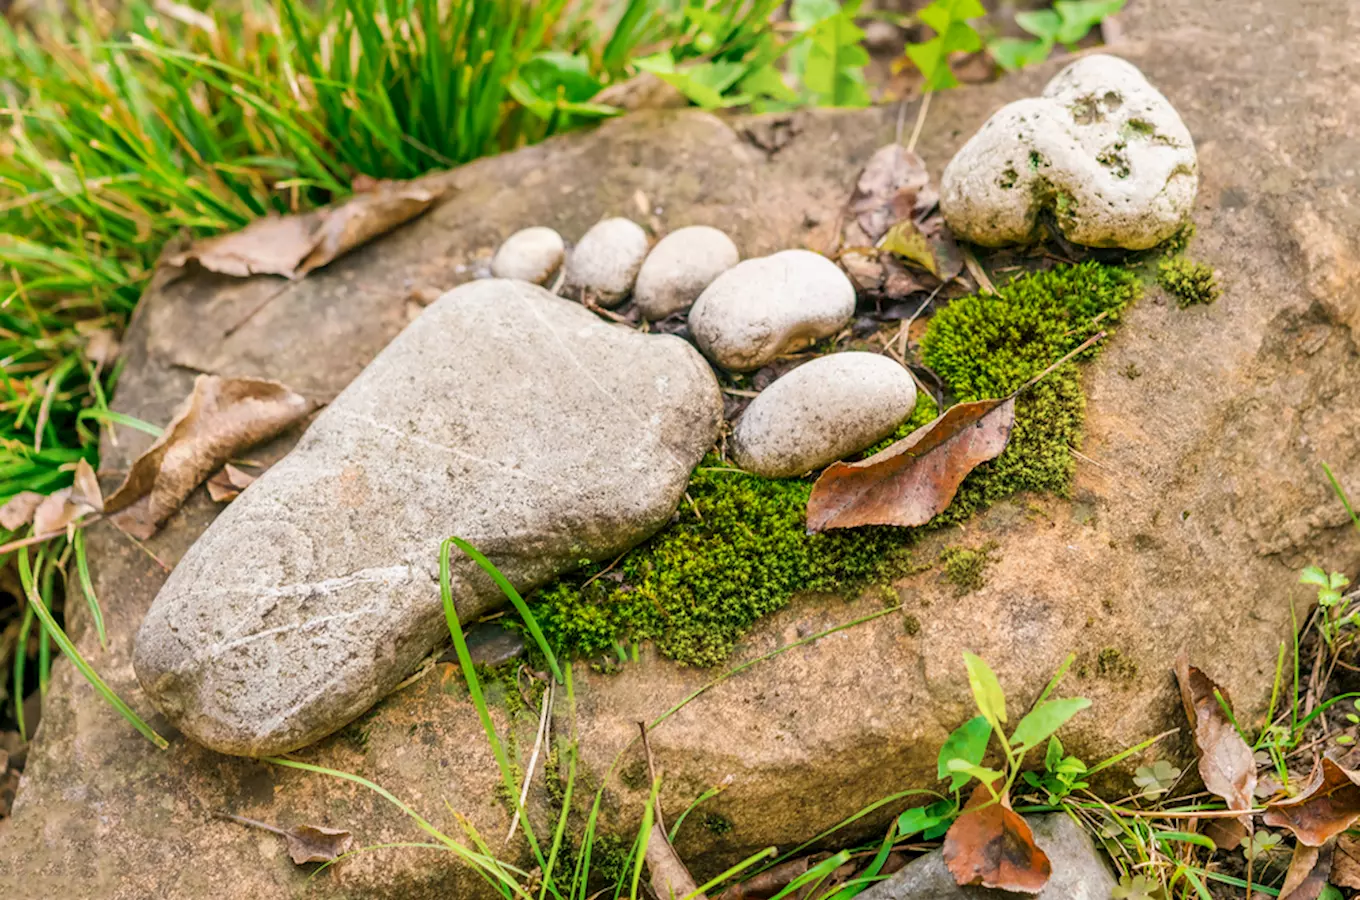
[731,352,916,477]
[859,815,1116,900]
[942,55,1197,249]
[133,279,722,756]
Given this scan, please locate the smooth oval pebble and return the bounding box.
[688,249,855,372]
[731,352,917,478]
[490,226,565,284]
[563,217,650,307]
[633,225,739,320]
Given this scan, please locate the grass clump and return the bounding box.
[1157,257,1221,308]
[920,261,1141,522]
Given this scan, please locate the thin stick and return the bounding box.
[506,680,553,843]
[581,551,627,589]
[216,811,289,837]
[905,91,932,154]
[1015,331,1107,396]
[639,721,666,834]
[0,516,102,555]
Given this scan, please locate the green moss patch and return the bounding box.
[1157,256,1220,307]
[528,262,1141,667]
[940,542,998,595]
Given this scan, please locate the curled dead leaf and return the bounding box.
[206,464,258,503]
[218,813,353,866]
[1331,832,1360,889]
[70,458,103,512]
[850,144,937,243]
[83,329,121,370]
[1264,758,1360,847]
[880,216,963,282]
[166,180,447,280]
[942,781,1051,893]
[1175,654,1257,812]
[1279,839,1332,900]
[105,375,314,539]
[807,396,1015,532]
[0,492,44,531]
[645,820,706,900]
[32,487,97,537]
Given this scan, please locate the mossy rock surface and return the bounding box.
[6,10,1360,897]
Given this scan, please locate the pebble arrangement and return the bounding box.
[132,54,1198,757]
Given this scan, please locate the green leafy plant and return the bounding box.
[989,0,1126,73]
[1021,735,1090,804]
[938,652,1090,802]
[904,0,985,92]
[1131,759,1181,798]
[1301,565,1356,647]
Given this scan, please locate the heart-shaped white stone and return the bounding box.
[941,55,1197,250]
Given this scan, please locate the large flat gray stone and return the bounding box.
[133,279,722,756]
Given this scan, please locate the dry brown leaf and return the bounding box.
[1264,758,1360,847]
[1331,832,1360,889]
[879,217,963,282]
[32,488,97,536]
[942,782,1051,893]
[1280,839,1332,900]
[646,821,706,900]
[0,492,44,531]
[850,144,936,243]
[1175,654,1257,812]
[283,823,354,865]
[84,329,121,370]
[1202,816,1249,852]
[105,375,314,539]
[70,458,103,512]
[807,397,1015,532]
[206,464,258,503]
[166,181,445,280]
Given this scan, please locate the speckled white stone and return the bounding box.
[731,352,917,477]
[490,227,565,284]
[688,249,856,372]
[941,55,1197,250]
[563,217,650,307]
[633,226,739,320]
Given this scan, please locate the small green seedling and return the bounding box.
[1021,735,1090,804]
[1301,565,1356,646]
[1240,829,1281,862]
[938,652,1091,804]
[1111,873,1160,900]
[990,0,1126,73]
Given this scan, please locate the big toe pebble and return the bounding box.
[941,55,1197,250]
[564,217,650,307]
[634,226,739,320]
[688,249,855,372]
[490,226,565,284]
[731,352,917,477]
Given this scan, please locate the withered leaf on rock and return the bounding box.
[0,492,44,532]
[807,397,1015,532]
[1263,758,1360,847]
[1175,654,1257,812]
[1279,839,1332,900]
[218,813,353,866]
[645,821,706,900]
[206,464,258,503]
[942,781,1051,893]
[850,144,937,243]
[105,375,314,539]
[166,180,447,280]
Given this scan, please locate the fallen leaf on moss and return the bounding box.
[206,464,258,503]
[1331,832,1360,888]
[105,375,314,539]
[1279,839,1332,900]
[0,492,44,531]
[166,180,446,279]
[218,813,353,865]
[942,781,1051,893]
[850,144,936,243]
[1175,654,1256,812]
[807,397,1015,532]
[646,821,706,900]
[1264,758,1360,846]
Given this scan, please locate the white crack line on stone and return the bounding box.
[514,284,690,471]
[329,409,556,485]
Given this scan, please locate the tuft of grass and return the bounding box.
[1157,256,1221,308]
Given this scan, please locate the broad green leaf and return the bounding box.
[803,12,871,107]
[1011,697,1091,749]
[945,758,1004,787]
[1320,885,1345,900]
[790,0,841,26]
[1054,0,1126,45]
[1016,8,1062,41]
[896,805,943,838]
[1300,565,1331,588]
[938,715,992,790]
[634,54,747,109]
[918,0,986,34]
[963,652,1007,726]
[988,36,1053,73]
[1044,735,1064,771]
[739,64,800,104]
